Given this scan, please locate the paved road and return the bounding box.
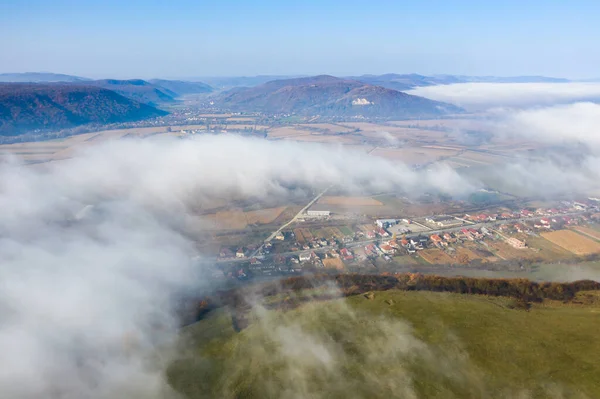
[249,185,332,258]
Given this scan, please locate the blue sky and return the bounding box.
[0,0,598,79]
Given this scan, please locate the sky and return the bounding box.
[0,0,599,79]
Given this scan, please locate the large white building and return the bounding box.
[375,219,397,228]
[426,215,463,228]
[306,210,331,217]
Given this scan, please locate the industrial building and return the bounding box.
[306,210,331,217]
[375,219,397,228]
[425,215,463,228]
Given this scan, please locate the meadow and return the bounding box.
[169,289,600,398]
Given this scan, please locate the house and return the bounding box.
[468,228,481,239]
[461,228,474,240]
[366,230,377,239]
[430,234,443,244]
[365,243,378,256]
[275,232,285,240]
[299,252,312,262]
[514,223,526,233]
[250,257,262,265]
[387,239,400,249]
[376,227,389,237]
[443,233,454,241]
[500,212,512,219]
[521,209,533,217]
[340,248,354,260]
[379,244,395,255]
[236,248,246,258]
[540,218,551,225]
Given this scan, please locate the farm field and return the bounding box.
[267,127,314,138]
[327,227,345,239]
[541,230,600,256]
[488,241,538,260]
[318,196,383,206]
[338,226,354,236]
[454,247,486,263]
[203,207,287,230]
[392,255,420,265]
[172,290,600,398]
[245,207,286,225]
[358,224,376,233]
[204,210,248,230]
[526,236,573,260]
[294,228,313,244]
[298,123,355,133]
[571,226,600,241]
[418,249,454,264]
[226,117,257,122]
[322,258,345,270]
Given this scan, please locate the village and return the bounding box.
[212,198,600,280]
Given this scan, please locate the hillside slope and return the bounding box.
[82,79,177,105]
[170,289,600,399]
[213,75,462,118]
[0,83,168,136]
[149,79,213,96]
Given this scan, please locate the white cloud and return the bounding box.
[0,134,481,399]
[489,102,600,148]
[2,132,600,398]
[407,82,600,111]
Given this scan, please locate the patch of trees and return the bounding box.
[201,274,600,331]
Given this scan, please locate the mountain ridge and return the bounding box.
[213,75,462,118]
[0,83,168,136]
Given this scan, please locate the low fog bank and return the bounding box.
[488,102,600,149]
[407,82,600,111]
[0,135,477,398]
[1,132,599,397]
[406,82,600,194]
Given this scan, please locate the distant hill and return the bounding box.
[0,83,168,136]
[352,73,570,91]
[212,75,462,118]
[198,75,302,89]
[80,79,177,106]
[149,79,213,96]
[0,72,91,83]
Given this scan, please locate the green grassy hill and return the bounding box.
[168,290,600,399]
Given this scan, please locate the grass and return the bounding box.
[338,225,354,236]
[167,290,600,398]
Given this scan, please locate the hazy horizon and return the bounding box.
[1,0,599,79]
